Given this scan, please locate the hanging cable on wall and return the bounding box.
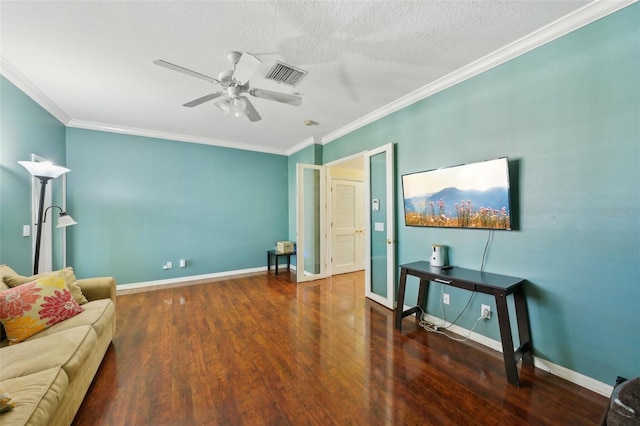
[480,230,494,274]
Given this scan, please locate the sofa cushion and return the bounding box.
[0,325,96,383]
[0,367,69,426]
[0,272,84,345]
[0,265,18,279]
[24,299,113,342]
[3,267,88,305]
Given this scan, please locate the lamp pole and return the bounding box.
[32,176,53,274]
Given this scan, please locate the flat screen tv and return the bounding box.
[402,157,512,230]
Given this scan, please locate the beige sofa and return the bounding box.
[0,264,116,426]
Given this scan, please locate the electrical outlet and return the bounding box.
[167,261,173,269]
[180,259,186,268]
[481,304,491,319]
[443,293,450,305]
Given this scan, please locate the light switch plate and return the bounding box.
[23,225,31,237]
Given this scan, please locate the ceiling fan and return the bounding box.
[154,51,303,122]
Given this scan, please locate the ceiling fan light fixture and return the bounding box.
[214,99,231,115]
[231,97,248,114]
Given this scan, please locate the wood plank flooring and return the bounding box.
[72,270,607,425]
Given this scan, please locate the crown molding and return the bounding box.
[286,136,321,156]
[321,0,637,146]
[66,119,287,155]
[0,56,71,125]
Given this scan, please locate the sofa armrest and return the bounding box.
[77,277,116,305]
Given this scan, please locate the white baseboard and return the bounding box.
[420,312,613,397]
[533,357,613,397]
[116,266,267,291]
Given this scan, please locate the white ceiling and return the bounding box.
[0,1,626,155]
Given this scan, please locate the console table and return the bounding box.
[395,261,533,386]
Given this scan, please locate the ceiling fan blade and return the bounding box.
[249,88,302,106]
[154,60,219,84]
[242,97,261,122]
[182,92,223,108]
[232,52,262,85]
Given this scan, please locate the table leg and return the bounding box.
[286,254,291,271]
[275,254,279,275]
[395,268,408,330]
[267,252,272,272]
[494,289,520,386]
[514,286,533,365]
[416,278,430,321]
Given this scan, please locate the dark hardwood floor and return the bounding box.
[73,270,607,425]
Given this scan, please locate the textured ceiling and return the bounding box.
[0,1,605,154]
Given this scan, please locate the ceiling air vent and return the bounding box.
[264,61,308,87]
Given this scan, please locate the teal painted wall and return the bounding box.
[0,76,67,275]
[65,128,288,284]
[323,5,640,384]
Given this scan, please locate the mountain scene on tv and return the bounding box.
[404,186,511,229]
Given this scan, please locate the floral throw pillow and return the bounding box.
[0,271,84,345]
[2,266,88,305]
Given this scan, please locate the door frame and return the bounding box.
[325,153,366,278]
[295,144,395,308]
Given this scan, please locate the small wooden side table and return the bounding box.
[267,250,296,275]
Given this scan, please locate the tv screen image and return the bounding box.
[402,157,512,230]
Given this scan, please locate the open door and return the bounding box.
[296,164,326,282]
[364,143,395,309]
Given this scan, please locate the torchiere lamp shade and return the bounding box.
[18,161,70,179]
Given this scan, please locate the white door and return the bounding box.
[364,143,395,309]
[331,179,364,275]
[296,164,326,283]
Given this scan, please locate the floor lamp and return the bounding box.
[19,160,77,274]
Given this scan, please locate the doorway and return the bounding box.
[328,157,365,276]
[296,143,395,309]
